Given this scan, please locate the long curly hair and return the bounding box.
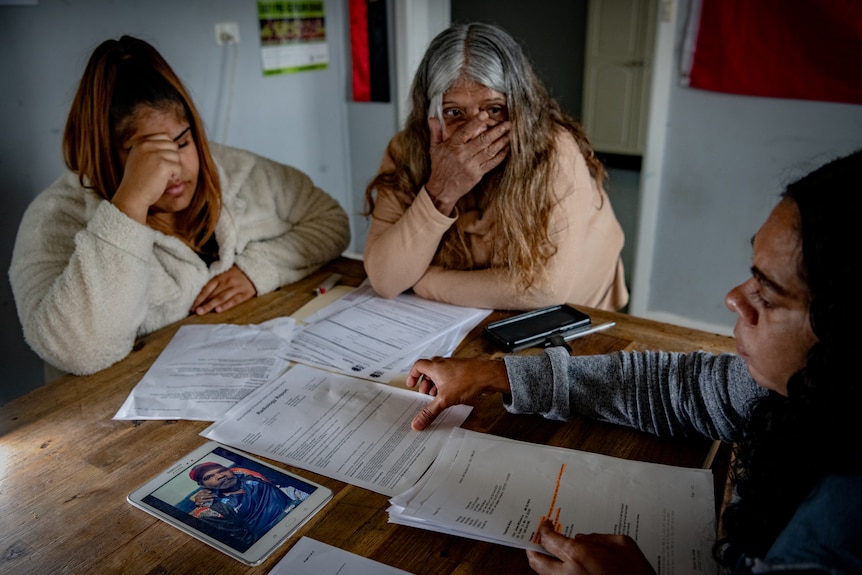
[714,149,862,567]
[63,35,221,252]
[364,22,605,291]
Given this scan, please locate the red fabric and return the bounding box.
[350,0,371,102]
[688,0,862,105]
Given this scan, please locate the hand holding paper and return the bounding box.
[201,364,472,497]
[406,357,510,430]
[388,429,718,575]
[527,522,656,575]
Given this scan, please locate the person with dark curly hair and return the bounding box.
[404,150,862,573]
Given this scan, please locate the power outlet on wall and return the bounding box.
[215,22,240,45]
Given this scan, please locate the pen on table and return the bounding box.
[565,321,615,341]
[313,273,342,296]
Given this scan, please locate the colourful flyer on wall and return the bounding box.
[258,1,329,75]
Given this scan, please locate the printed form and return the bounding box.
[270,537,413,575]
[389,428,719,575]
[113,286,488,420]
[280,284,491,382]
[201,364,472,497]
[113,319,294,421]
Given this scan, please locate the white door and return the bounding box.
[581,0,657,156]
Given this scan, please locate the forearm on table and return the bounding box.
[364,189,453,298]
[502,348,628,423]
[233,161,350,293]
[412,264,569,311]
[235,231,346,295]
[504,348,757,441]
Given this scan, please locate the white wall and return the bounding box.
[0,0,400,404]
[632,0,862,335]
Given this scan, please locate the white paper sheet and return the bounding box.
[280,285,491,382]
[201,364,472,496]
[389,428,719,575]
[113,319,294,421]
[269,537,413,575]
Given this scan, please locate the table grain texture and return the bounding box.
[0,257,736,575]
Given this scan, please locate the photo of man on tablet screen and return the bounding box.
[186,462,310,547]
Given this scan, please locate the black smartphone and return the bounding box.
[483,304,591,352]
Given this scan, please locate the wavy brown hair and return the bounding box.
[63,35,221,251]
[364,22,605,291]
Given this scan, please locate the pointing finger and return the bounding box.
[412,396,446,431]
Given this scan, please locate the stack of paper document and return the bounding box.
[201,364,473,497]
[114,285,490,420]
[389,428,719,575]
[279,284,490,383]
[114,318,296,420]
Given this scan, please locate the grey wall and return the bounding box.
[645,0,862,331]
[0,0,399,405]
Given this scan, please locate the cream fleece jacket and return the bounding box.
[9,143,350,375]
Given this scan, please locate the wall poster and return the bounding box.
[258,1,329,75]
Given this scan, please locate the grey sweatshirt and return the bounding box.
[503,346,767,442]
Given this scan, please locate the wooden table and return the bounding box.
[0,257,736,575]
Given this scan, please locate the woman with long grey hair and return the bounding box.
[363,22,627,311]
